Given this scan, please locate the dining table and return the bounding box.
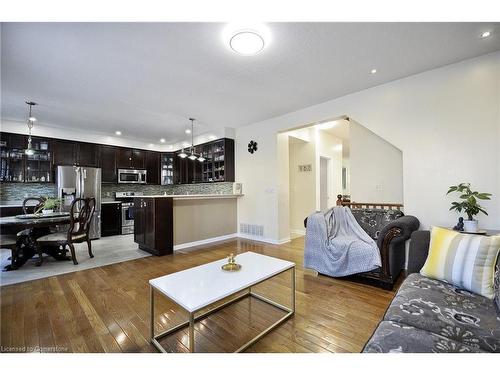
[0,212,71,271]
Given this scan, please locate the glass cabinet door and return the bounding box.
[161,153,174,185]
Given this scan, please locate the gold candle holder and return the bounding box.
[221,253,242,272]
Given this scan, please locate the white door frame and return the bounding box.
[319,156,332,210]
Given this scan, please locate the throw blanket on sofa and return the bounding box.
[304,206,381,277]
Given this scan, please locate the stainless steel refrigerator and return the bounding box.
[57,166,101,239]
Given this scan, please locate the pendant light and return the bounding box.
[177,118,207,162]
[187,118,197,160]
[178,148,188,158]
[25,101,37,156]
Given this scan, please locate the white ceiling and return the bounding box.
[2,22,499,145]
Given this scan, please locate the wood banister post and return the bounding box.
[336,194,343,206]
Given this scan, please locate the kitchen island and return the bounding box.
[133,194,242,255]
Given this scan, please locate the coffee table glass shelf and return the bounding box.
[149,251,295,353]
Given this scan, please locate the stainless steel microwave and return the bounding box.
[118,169,147,184]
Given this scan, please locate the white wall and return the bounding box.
[236,52,500,243]
[315,130,343,209]
[349,120,403,203]
[288,134,316,236]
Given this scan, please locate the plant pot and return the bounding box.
[42,209,54,214]
[463,220,478,233]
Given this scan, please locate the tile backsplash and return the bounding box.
[0,183,57,201]
[0,182,235,202]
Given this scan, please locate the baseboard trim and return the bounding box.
[237,233,291,245]
[174,232,293,251]
[174,233,238,251]
[290,229,306,238]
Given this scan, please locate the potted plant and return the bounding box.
[35,197,61,215]
[447,183,492,232]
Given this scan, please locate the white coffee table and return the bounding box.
[149,251,295,353]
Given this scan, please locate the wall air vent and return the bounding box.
[240,223,264,237]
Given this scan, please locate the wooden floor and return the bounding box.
[0,236,397,353]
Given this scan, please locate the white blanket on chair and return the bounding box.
[304,206,381,277]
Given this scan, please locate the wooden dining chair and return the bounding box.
[35,197,95,266]
[22,197,46,214]
[16,197,46,236]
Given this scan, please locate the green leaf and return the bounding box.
[478,207,488,216]
[446,186,458,195]
[476,193,491,200]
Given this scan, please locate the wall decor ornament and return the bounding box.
[247,140,258,154]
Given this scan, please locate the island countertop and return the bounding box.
[133,194,240,256]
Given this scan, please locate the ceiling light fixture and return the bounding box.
[481,31,491,38]
[115,130,122,136]
[371,69,377,74]
[24,101,37,156]
[185,128,191,134]
[230,31,265,55]
[160,138,166,143]
[223,24,270,56]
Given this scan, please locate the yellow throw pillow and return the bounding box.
[420,226,500,299]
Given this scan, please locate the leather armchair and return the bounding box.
[305,209,420,290]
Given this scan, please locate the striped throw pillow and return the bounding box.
[420,226,500,299]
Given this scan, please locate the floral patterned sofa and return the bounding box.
[363,230,500,353]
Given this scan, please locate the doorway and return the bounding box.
[319,156,331,210]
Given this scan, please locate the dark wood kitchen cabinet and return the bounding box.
[132,149,145,169]
[76,142,98,167]
[117,148,145,170]
[145,151,160,184]
[174,151,201,184]
[174,138,234,184]
[53,140,77,166]
[117,149,132,169]
[101,202,122,237]
[1,132,52,183]
[134,197,173,256]
[53,140,98,167]
[98,145,118,183]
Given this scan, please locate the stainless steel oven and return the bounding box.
[118,169,147,184]
[121,202,135,234]
[116,192,143,234]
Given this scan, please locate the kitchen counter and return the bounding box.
[133,195,239,256]
[0,201,38,208]
[142,194,243,200]
[1,195,241,208]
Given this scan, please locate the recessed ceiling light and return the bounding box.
[160,138,166,143]
[185,128,191,134]
[481,31,491,38]
[230,31,265,55]
[371,69,377,74]
[115,131,122,136]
